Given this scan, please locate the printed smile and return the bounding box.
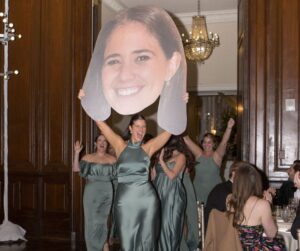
[116,86,142,96]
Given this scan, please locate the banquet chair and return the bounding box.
[197,201,205,250]
[204,209,242,251]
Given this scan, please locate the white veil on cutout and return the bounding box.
[80,5,187,135]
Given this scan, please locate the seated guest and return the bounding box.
[276,160,300,206]
[291,169,300,239]
[204,161,239,229]
[227,161,286,250]
[205,162,276,231]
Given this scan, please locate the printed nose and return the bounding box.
[119,61,135,82]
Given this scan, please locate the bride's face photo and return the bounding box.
[101,21,179,115]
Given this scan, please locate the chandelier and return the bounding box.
[182,0,220,62]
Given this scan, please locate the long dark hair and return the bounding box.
[98,6,184,79]
[155,135,194,169]
[227,161,263,227]
[123,114,146,141]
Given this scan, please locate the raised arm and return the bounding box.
[95,121,125,158]
[78,88,125,158]
[159,149,186,180]
[143,131,171,158]
[183,135,202,159]
[73,140,83,172]
[214,118,235,160]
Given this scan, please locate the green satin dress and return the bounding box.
[153,162,186,251]
[180,172,200,251]
[193,156,221,205]
[79,160,114,251]
[114,140,160,251]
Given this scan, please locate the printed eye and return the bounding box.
[136,55,150,62]
[106,58,120,65]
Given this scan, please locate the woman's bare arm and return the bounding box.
[214,118,235,164]
[183,135,202,159]
[78,88,125,158]
[73,140,83,172]
[159,150,186,180]
[143,131,171,158]
[95,121,125,158]
[260,200,277,238]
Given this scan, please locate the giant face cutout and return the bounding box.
[80,6,187,135]
[102,21,175,115]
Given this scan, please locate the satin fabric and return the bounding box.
[193,156,222,205]
[114,141,160,251]
[180,172,200,250]
[153,162,186,251]
[79,160,114,251]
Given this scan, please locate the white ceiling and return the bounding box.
[104,0,237,14]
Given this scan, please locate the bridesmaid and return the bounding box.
[183,118,235,205]
[95,114,171,251]
[180,161,200,251]
[73,133,116,251]
[77,5,188,249]
[153,135,191,251]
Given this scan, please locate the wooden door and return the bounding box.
[0,0,94,240]
[237,0,300,181]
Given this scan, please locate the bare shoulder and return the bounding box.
[255,198,272,213]
[106,154,117,164]
[81,153,94,162]
[141,140,157,157]
[174,153,186,167]
[257,198,270,207]
[212,152,222,167]
[176,152,186,161]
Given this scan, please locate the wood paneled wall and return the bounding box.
[0,0,94,240]
[238,0,300,180]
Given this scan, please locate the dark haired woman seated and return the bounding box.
[227,161,286,250]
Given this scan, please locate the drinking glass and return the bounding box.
[281,206,291,222]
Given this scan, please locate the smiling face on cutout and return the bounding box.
[102,21,177,115]
[80,5,187,135]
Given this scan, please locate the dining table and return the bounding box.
[277,218,298,251]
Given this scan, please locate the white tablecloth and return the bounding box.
[277,219,298,251]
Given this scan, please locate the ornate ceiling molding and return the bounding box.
[175,9,237,25]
